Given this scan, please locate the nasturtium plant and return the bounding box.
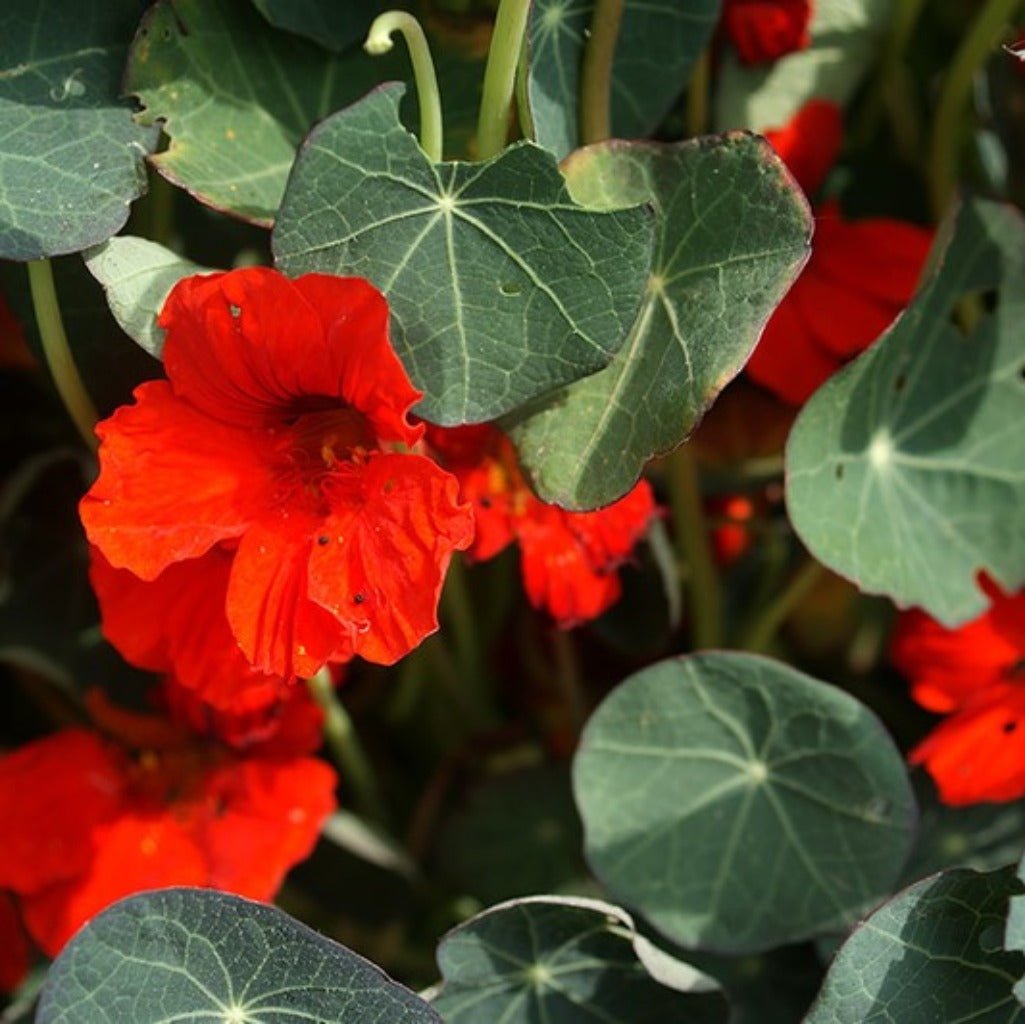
[2,0,1024,1021]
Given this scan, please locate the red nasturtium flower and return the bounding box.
[427,424,657,628]
[721,0,812,64]
[891,582,1025,805]
[80,268,473,681]
[0,700,335,959]
[746,100,934,405]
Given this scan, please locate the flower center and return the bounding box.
[287,406,375,468]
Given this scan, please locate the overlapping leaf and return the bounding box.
[1006,848,1025,1005]
[274,84,655,423]
[124,0,405,225]
[573,652,916,953]
[786,198,1025,626]
[37,888,440,1024]
[508,133,811,509]
[0,0,156,259]
[431,896,725,1023]
[806,867,1025,1023]
[525,0,720,161]
[250,0,384,52]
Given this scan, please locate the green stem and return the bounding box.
[365,11,444,162]
[665,446,722,650]
[307,668,388,826]
[550,628,588,736]
[928,0,1022,220]
[27,260,98,451]
[739,557,824,653]
[441,555,480,683]
[579,0,624,144]
[476,0,531,159]
[685,47,711,138]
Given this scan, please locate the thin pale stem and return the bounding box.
[928,0,1023,220]
[365,10,443,162]
[307,668,388,827]
[739,557,825,653]
[550,628,588,738]
[665,446,722,650]
[27,259,98,451]
[579,0,624,144]
[685,47,711,138]
[476,0,531,159]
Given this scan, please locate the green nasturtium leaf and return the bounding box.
[124,0,406,226]
[573,652,916,954]
[806,866,1025,1023]
[0,0,157,260]
[273,83,655,424]
[37,887,440,1024]
[714,0,892,133]
[525,0,720,162]
[1006,848,1025,1004]
[785,198,1025,627]
[508,133,811,509]
[250,0,385,52]
[431,895,726,1023]
[83,236,211,359]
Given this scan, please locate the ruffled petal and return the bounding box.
[80,381,276,580]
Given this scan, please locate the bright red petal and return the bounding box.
[763,100,842,197]
[722,0,812,64]
[80,381,275,580]
[794,266,896,359]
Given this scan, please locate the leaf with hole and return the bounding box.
[573,652,916,953]
[507,133,811,509]
[785,198,1025,627]
[273,83,655,424]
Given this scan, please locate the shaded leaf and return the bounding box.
[250,0,385,52]
[431,895,726,1023]
[508,133,811,509]
[0,0,156,260]
[273,83,655,424]
[573,652,916,954]
[525,0,720,161]
[37,887,440,1024]
[807,866,1025,1023]
[83,235,210,359]
[785,198,1025,627]
[1007,848,1025,1005]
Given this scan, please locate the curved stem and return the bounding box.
[665,446,722,650]
[365,10,443,162]
[579,0,624,144]
[928,0,1022,220]
[739,557,824,653]
[27,259,98,451]
[476,0,531,160]
[307,668,388,827]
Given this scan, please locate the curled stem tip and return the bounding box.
[364,10,443,162]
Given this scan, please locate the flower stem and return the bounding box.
[928,0,1022,220]
[476,0,531,160]
[365,10,444,162]
[579,0,624,144]
[665,446,722,650]
[550,628,588,737]
[685,47,711,138]
[27,259,99,451]
[441,555,480,683]
[307,668,388,827]
[739,557,825,653]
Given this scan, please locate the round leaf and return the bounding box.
[573,652,916,953]
[37,887,440,1024]
[273,83,655,424]
[807,867,1025,1023]
[250,0,385,52]
[786,198,1025,627]
[0,0,156,259]
[431,895,726,1023]
[508,134,811,509]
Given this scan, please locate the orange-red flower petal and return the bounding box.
[721,0,812,65]
[762,99,842,198]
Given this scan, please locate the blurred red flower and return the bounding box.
[0,716,335,958]
[721,0,812,64]
[80,268,473,680]
[891,582,1025,804]
[427,424,657,628]
[746,101,934,405]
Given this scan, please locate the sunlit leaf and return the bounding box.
[525,0,720,161]
[431,895,725,1023]
[37,888,440,1024]
[785,198,1025,626]
[508,133,810,509]
[0,0,156,259]
[573,652,916,953]
[807,867,1024,1023]
[273,83,655,424]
